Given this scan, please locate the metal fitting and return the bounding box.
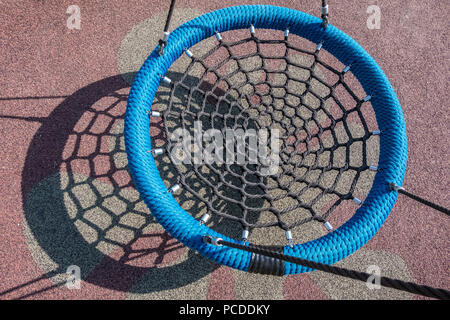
[199,213,210,225]
[203,235,223,246]
[324,221,333,231]
[168,184,181,193]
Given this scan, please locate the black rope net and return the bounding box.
[150,28,380,246]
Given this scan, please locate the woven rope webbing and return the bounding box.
[152,28,378,244]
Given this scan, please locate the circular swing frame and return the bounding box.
[124,5,407,275]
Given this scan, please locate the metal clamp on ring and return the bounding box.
[203,235,223,246]
[389,182,405,192]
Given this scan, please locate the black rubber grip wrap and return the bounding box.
[248,246,284,276]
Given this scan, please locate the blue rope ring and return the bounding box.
[125,5,407,274]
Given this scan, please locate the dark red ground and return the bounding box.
[0,0,448,300]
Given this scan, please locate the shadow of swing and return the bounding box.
[11,72,228,298]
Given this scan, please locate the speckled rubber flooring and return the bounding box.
[0,0,448,300]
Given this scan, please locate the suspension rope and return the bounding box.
[158,0,177,55]
[204,235,450,300]
[390,183,450,215]
[321,0,329,29]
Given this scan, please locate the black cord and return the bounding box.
[390,183,450,215]
[163,0,177,32]
[159,0,177,55]
[321,0,329,29]
[204,236,450,300]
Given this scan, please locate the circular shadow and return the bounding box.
[21,73,218,294]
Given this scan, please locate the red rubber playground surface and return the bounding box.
[0,0,448,300]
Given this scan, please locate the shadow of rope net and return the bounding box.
[22,74,219,294]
